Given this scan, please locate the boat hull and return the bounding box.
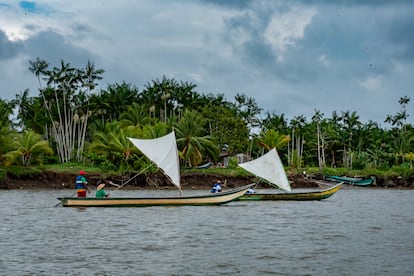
[58,184,254,207]
[195,162,212,169]
[325,176,374,186]
[238,183,342,201]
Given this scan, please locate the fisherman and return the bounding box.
[96,182,109,198]
[246,187,256,194]
[211,180,222,193]
[75,170,90,197]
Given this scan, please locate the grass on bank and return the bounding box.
[294,166,414,179]
[0,163,113,181]
[0,162,413,181]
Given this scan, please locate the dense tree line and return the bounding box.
[0,58,413,173]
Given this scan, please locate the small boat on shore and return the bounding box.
[195,162,212,169]
[57,131,253,207]
[325,175,374,186]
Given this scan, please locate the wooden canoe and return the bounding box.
[238,183,342,201]
[58,184,254,207]
[325,175,374,186]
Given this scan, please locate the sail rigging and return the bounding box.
[128,131,181,190]
[238,148,291,192]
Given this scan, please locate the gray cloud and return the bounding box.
[199,0,252,9]
[0,30,23,59]
[22,30,100,69]
[0,0,413,125]
[383,10,414,61]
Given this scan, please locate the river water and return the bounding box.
[0,187,413,276]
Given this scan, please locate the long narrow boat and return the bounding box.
[237,148,341,201]
[57,131,252,208]
[238,183,342,201]
[325,175,374,186]
[59,184,254,207]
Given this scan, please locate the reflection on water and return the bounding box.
[0,188,413,275]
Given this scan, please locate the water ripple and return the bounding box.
[0,189,413,275]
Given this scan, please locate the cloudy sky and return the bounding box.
[1,0,413,125]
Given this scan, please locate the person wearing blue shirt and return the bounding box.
[75,170,90,197]
[246,187,256,194]
[211,180,222,193]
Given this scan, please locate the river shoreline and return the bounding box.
[0,171,412,190]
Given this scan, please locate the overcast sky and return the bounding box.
[1,0,413,126]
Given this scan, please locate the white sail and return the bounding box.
[128,131,181,190]
[238,148,291,192]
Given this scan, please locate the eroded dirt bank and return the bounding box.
[0,171,412,190]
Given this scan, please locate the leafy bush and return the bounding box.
[227,157,238,169]
[43,155,59,164]
[385,165,414,178]
[322,167,349,176]
[0,169,6,180]
[85,152,118,171]
[6,166,42,178]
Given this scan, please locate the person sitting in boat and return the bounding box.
[211,180,222,193]
[75,170,90,197]
[96,183,109,198]
[245,187,256,194]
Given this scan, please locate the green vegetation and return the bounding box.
[0,166,43,179]
[0,58,413,182]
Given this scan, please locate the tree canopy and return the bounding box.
[0,58,412,172]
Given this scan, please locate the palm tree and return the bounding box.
[324,111,343,167]
[3,130,53,166]
[0,100,15,160]
[257,129,290,152]
[119,102,150,128]
[28,58,55,137]
[88,122,141,170]
[140,122,169,139]
[341,111,362,170]
[399,96,410,113]
[261,112,288,133]
[289,115,306,167]
[28,59,105,163]
[0,124,14,161]
[100,82,139,122]
[312,109,324,170]
[385,96,411,164]
[171,81,198,116]
[75,60,105,161]
[234,93,262,130]
[29,57,49,89]
[174,110,219,167]
[140,76,201,122]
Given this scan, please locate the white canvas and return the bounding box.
[239,148,291,192]
[128,131,181,189]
